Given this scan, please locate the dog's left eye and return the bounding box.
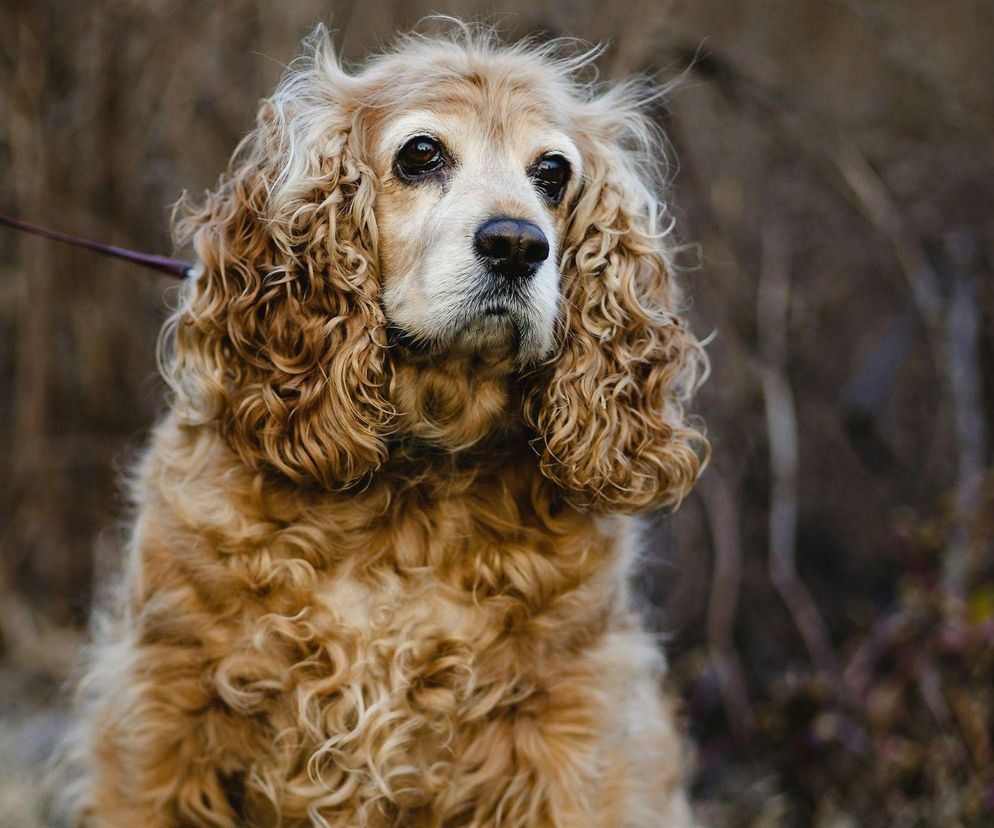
[529,154,571,204]
[395,135,446,180]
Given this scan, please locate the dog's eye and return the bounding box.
[529,154,571,204]
[395,135,445,180]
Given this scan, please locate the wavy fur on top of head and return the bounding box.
[165,21,707,511]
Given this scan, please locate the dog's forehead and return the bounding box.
[376,110,575,164]
[369,66,580,166]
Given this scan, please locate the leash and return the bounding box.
[0,213,194,279]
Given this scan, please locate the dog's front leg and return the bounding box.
[70,620,245,827]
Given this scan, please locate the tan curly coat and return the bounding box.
[64,23,707,828]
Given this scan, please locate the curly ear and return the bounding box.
[523,90,708,513]
[166,36,392,489]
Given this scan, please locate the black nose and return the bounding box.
[473,218,550,280]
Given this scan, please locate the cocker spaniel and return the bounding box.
[64,22,707,828]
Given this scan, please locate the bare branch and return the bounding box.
[942,234,987,609]
[757,224,839,680]
[700,471,755,738]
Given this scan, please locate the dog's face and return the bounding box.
[373,92,582,361]
[171,31,707,510]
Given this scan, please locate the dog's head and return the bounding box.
[168,24,707,512]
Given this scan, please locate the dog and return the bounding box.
[64,22,707,827]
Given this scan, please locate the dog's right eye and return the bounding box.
[395,136,446,180]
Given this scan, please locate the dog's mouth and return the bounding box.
[452,306,521,350]
[386,303,525,359]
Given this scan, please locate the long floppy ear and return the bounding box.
[165,34,392,489]
[524,86,708,512]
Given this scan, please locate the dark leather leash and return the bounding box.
[0,213,194,279]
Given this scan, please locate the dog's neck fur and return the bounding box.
[139,420,633,713]
[387,345,530,458]
[148,343,630,634]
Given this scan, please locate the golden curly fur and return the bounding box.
[63,21,708,827]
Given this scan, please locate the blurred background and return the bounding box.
[1,1,992,825]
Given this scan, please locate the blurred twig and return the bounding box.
[0,570,82,678]
[700,470,755,739]
[756,225,839,681]
[942,232,987,609]
[842,605,913,698]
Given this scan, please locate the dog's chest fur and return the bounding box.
[118,423,657,825]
